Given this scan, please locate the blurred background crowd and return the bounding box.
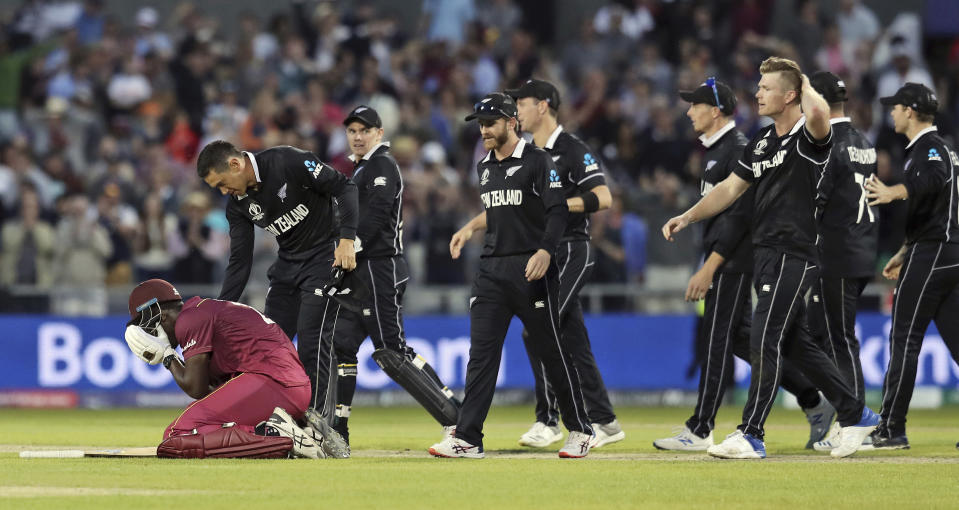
[0,0,957,315]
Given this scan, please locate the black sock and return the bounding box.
[797,389,821,410]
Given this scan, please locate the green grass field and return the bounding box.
[1,405,958,509]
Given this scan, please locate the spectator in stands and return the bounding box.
[1,185,55,287]
[54,193,112,285]
[132,193,178,281]
[170,191,227,284]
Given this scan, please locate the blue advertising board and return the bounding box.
[1,314,957,394]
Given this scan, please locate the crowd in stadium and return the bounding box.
[0,0,955,308]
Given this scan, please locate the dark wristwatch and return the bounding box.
[162,353,177,369]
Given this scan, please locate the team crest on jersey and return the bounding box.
[304,160,323,178]
[505,165,522,178]
[928,148,942,161]
[705,160,717,172]
[248,202,265,221]
[753,138,769,156]
[374,176,387,186]
[277,183,287,202]
[480,168,490,186]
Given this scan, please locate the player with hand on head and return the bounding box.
[508,79,623,449]
[430,93,593,459]
[125,279,341,459]
[663,57,877,459]
[196,140,357,450]
[805,71,879,452]
[331,105,460,449]
[654,77,836,452]
[866,83,959,449]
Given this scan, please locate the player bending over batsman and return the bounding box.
[124,278,347,459]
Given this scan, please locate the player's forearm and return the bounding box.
[701,252,726,273]
[461,212,487,233]
[540,203,568,254]
[218,249,253,301]
[684,179,744,224]
[168,361,209,400]
[567,185,611,213]
[334,183,359,240]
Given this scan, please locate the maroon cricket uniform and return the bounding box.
[164,297,311,438]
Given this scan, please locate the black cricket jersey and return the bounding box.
[348,142,403,259]
[699,121,753,274]
[900,126,959,245]
[734,116,832,262]
[219,146,358,301]
[477,138,569,257]
[540,126,607,241]
[816,118,878,277]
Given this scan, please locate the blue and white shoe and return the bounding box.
[803,393,836,449]
[706,430,766,459]
[831,407,879,458]
[653,427,713,451]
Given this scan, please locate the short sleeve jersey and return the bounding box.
[476,138,567,257]
[174,296,310,388]
[733,117,833,262]
[541,126,608,241]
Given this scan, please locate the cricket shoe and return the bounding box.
[429,435,484,458]
[653,427,713,451]
[813,422,841,452]
[558,431,593,458]
[590,419,625,448]
[803,393,836,449]
[831,407,879,458]
[518,421,563,448]
[304,408,350,459]
[264,407,325,459]
[707,430,766,459]
[869,428,910,450]
[441,425,456,441]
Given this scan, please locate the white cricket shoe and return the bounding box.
[706,430,766,459]
[265,407,325,459]
[590,420,626,448]
[518,421,563,448]
[429,435,485,459]
[831,407,879,458]
[813,422,841,452]
[653,427,713,451]
[558,430,593,458]
[441,425,456,441]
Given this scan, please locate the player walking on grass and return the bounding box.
[332,106,460,448]
[865,83,959,450]
[429,93,593,459]
[805,71,879,452]
[508,79,623,449]
[124,279,343,459]
[663,57,878,459]
[196,140,357,440]
[654,78,836,452]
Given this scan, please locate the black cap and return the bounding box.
[880,83,938,115]
[343,105,382,128]
[505,79,561,108]
[679,78,737,114]
[809,71,848,104]
[465,92,518,121]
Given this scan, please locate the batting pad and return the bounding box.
[20,447,159,458]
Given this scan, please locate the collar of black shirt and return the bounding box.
[482,138,527,163]
[906,126,938,150]
[348,141,391,163]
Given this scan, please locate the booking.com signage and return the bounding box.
[0,314,958,394]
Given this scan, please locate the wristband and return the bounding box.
[581,191,600,213]
[162,354,177,370]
